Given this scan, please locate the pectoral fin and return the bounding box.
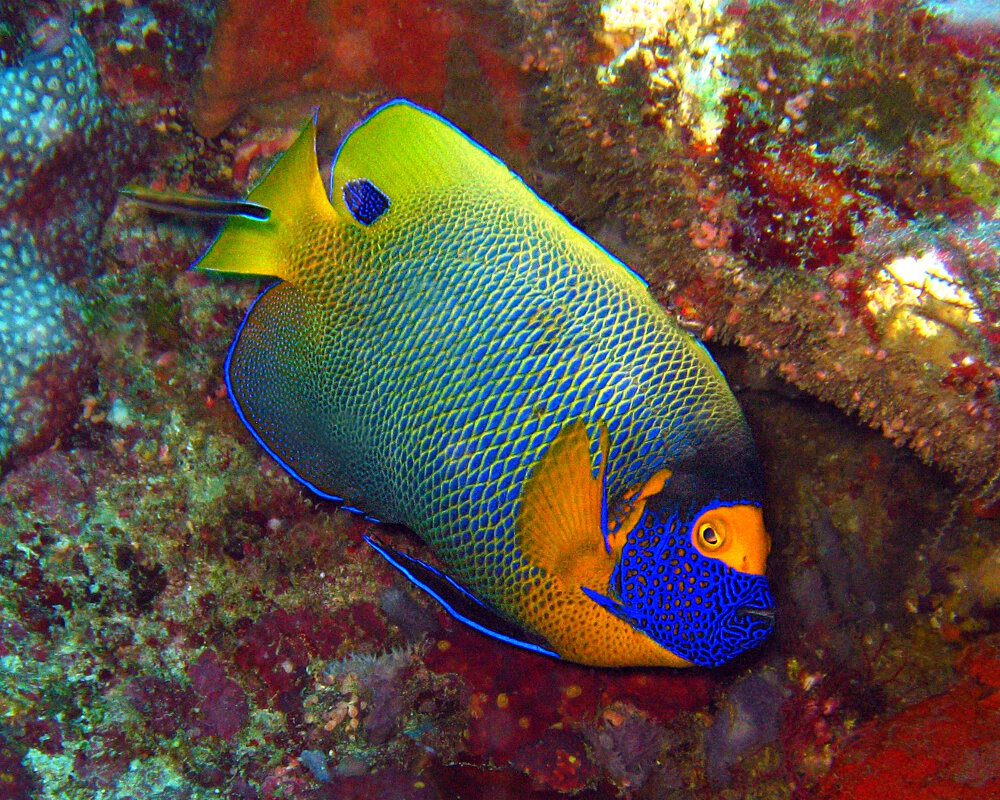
[605,468,673,557]
[512,421,690,666]
[515,419,612,584]
[579,585,636,623]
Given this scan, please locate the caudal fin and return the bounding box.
[195,116,331,280]
[123,117,331,282]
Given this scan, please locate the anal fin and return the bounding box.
[363,534,559,658]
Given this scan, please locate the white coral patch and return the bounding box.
[866,249,982,347]
[596,0,737,143]
[870,251,980,319]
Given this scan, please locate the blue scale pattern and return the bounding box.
[227,171,763,642]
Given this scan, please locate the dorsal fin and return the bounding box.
[119,185,271,221]
[328,100,526,225]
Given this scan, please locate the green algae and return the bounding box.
[946,77,1000,210]
[730,0,970,151]
[24,749,219,800]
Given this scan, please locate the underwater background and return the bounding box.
[1,0,1000,797]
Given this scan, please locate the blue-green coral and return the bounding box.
[0,225,81,459]
[0,25,148,462]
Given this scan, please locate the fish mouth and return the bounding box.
[735,605,776,624]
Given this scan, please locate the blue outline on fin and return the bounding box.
[581,585,637,624]
[190,236,217,272]
[330,98,649,289]
[363,534,560,659]
[223,283,382,525]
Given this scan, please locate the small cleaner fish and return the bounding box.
[124,100,775,667]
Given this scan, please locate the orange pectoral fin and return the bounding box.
[515,419,611,586]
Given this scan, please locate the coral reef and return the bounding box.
[3,1,1000,798]
[0,1,31,66]
[190,0,527,154]
[817,638,1000,800]
[703,667,786,786]
[520,0,1000,502]
[0,227,92,462]
[944,76,1000,209]
[1,23,147,280]
[717,93,874,272]
[0,17,149,464]
[595,0,738,144]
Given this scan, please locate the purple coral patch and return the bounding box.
[188,649,250,741]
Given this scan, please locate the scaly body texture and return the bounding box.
[229,165,751,574]
[128,101,774,666]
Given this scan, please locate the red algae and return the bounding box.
[512,728,598,793]
[718,94,870,272]
[421,612,712,790]
[818,641,1000,800]
[191,0,526,150]
[233,607,350,700]
[187,650,250,741]
[0,735,38,800]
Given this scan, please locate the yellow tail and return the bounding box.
[195,117,331,280]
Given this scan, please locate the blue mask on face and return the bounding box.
[583,505,775,667]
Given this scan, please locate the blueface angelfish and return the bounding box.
[127,101,775,667]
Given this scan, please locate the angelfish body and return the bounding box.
[157,102,775,667]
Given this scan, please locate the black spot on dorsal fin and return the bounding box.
[343,178,390,226]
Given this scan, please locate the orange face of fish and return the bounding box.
[690,504,771,575]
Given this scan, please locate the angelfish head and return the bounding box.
[583,500,775,667]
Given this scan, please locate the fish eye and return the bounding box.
[697,522,724,550]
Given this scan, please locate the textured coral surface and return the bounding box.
[0,16,148,464]
[2,1,1000,799]
[190,0,527,153]
[528,0,1000,503]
